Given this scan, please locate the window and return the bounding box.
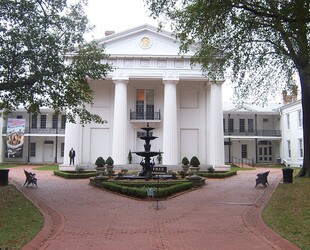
[136,89,154,119]
[239,119,245,132]
[61,143,65,157]
[299,138,303,158]
[287,140,291,158]
[30,142,36,157]
[17,115,23,119]
[61,115,66,129]
[52,114,58,129]
[248,119,254,133]
[31,115,37,129]
[40,115,46,129]
[228,118,234,133]
[241,144,247,159]
[286,114,290,129]
[223,119,225,132]
[298,110,302,127]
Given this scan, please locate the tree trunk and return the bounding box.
[297,71,310,177]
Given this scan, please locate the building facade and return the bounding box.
[280,100,303,167]
[0,108,66,164]
[61,25,225,168]
[223,103,282,166]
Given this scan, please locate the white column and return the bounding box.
[112,78,129,165]
[163,79,178,165]
[63,117,81,166]
[208,83,225,167]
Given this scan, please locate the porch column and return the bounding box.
[63,117,82,166]
[112,78,129,165]
[162,79,178,165]
[208,83,225,167]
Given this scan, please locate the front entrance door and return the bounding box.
[43,141,54,162]
[258,141,272,162]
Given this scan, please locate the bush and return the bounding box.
[182,157,189,165]
[96,180,193,199]
[190,156,200,167]
[54,170,97,179]
[106,156,114,165]
[198,170,237,178]
[95,157,105,167]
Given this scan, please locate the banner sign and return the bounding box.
[6,118,25,158]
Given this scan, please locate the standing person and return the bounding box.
[69,148,75,165]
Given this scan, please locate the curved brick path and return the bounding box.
[9,167,299,250]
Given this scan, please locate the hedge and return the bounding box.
[54,170,98,179]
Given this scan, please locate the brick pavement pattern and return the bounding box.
[9,167,300,250]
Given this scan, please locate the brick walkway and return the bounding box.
[9,167,299,250]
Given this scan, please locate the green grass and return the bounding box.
[0,184,44,249]
[263,172,310,250]
[33,165,59,171]
[0,164,59,171]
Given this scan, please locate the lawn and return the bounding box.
[263,171,310,250]
[0,184,44,249]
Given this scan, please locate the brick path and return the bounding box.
[8,167,299,250]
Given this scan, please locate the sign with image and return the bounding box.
[6,118,25,158]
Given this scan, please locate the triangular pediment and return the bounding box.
[97,24,193,57]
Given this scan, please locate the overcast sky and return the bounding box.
[84,0,159,40]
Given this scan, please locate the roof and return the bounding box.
[223,102,282,114]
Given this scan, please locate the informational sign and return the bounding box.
[152,166,167,174]
[6,118,25,158]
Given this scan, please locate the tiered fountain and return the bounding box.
[134,123,160,176]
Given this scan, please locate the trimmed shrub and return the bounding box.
[54,170,97,179]
[190,156,200,167]
[95,157,105,167]
[106,156,114,165]
[182,157,189,165]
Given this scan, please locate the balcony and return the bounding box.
[130,110,161,121]
[2,127,65,135]
[224,129,281,137]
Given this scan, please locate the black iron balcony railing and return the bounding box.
[2,127,65,134]
[224,129,281,137]
[130,110,161,121]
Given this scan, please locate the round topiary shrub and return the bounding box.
[95,157,105,167]
[190,156,200,167]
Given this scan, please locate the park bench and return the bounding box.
[23,169,38,187]
[255,171,270,187]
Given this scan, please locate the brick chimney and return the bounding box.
[105,31,115,36]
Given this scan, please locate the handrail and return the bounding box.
[232,157,254,167]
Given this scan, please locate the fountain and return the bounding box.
[134,123,161,176]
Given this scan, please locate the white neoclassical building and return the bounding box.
[63,24,225,168]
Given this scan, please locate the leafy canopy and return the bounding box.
[146,0,309,103]
[0,0,112,124]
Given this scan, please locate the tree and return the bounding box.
[0,0,112,124]
[145,0,310,177]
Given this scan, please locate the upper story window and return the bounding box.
[17,115,23,119]
[248,119,254,133]
[298,109,302,127]
[136,89,154,119]
[239,119,245,132]
[286,114,290,130]
[61,115,66,129]
[31,115,37,128]
[52,114,58,129]
[40,114,47,129]
[228,118,234,132]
